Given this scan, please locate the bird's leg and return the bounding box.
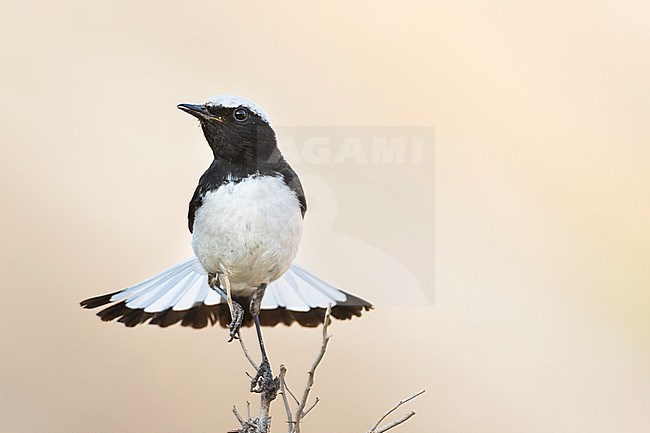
[207,272,219,293]
[249,284,277,399]
[221,273,244,342]
[208,272,244,342]
[250,284,269,360]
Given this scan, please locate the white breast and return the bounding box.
[191,175,303,294]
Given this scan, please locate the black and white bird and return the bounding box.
[81,95,371,363]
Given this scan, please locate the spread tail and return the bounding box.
[80,257,372,328]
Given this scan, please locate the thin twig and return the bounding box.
[246,401,251,419]
[301,397,319,419]
[238,330,259,370]
[293,304,332,433]
[376,411,416,433]
[366,390,425,433]
[232,405,245,426]
[222,272,258,371]
[279,365,294,433]
[283,378,300,405]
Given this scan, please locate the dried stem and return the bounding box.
[232,405,245,426]
[366,389,425,433]
[279,365,293,433]
[283,378,300,405]
[257,391,272,433]
[375,411,416,433]
[293,304,332,433]
[301,397,319,419]
[227,299,421,433]
[238,330,259,370]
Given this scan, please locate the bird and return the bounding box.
[80,94,371,391]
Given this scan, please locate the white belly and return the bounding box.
[191,175,303,294]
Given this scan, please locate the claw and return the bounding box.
[250,359,278,399]
[228,301,244,342]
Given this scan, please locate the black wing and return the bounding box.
[187,160,223,233]
[279,165,307,218]
[188,183,203,233]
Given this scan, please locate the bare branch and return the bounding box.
[279,365,294,433]
[232,405,245,426]
[302,397,319,419]
[237,330,259,370]
[283,378,300,405]
[257,394,272,433]
[366,390,425,433]
[293,304,333,433]
[225,293,421,433]
[375,411,416,433]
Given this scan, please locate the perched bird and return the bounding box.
[81,95,371,388]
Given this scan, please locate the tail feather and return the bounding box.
[80,257,372,329]
[80,291,121,309]
[290,264,348,303]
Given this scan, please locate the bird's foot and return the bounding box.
[250,359,278,399]
[228,301,244,342]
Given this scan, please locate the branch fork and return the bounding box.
[228,304,424,433]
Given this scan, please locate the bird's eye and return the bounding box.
[233,107,249,121]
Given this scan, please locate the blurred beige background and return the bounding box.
[1,1,649,432]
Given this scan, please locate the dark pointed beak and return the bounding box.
[177,103,215,120]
